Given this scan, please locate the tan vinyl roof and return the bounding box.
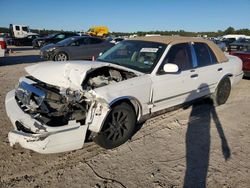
[129,36,228,63]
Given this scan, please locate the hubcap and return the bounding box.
[104,110,128,141]
[57,53,67,61]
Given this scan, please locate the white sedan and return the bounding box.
[5,36,243,153]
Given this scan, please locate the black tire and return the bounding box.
[212,77,231,106]
[94,102,136,149]
[55,52,68,61]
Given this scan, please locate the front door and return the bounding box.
[151,43,200,113]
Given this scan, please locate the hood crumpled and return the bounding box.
[25,61,109,90]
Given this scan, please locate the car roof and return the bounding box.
[129,36,228,63]
[71,36,104,40]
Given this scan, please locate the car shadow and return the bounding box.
[183,84,231,188]
[8,46,34,51]
[243,76,250,80]
[131,83,231,188]
[0,55,45,66]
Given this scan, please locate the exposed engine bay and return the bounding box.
[15,67,137,127]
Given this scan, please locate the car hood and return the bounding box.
[40,43,62,51]
[25,61,143,90]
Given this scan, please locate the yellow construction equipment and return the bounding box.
[87,26,109,37]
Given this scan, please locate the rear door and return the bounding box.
[68,37,89,60]
[85,38,107,59]
[191,42,223,95]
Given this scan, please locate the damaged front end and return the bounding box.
[5,62,138,153]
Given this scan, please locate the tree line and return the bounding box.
[112,27,250,37]
[0,26,250,37]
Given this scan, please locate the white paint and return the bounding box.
[25,61,143,90]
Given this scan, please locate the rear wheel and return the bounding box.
[212,77,231,106]
[55,52,68,61]
[94,102,136,149]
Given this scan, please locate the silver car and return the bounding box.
[40,36,114,61]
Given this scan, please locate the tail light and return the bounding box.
[0,40,7,49]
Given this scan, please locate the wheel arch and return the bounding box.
[109,96,143,122]
[219,73,233,86]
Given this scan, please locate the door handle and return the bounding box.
[218,68,223,71]
[190,74,198,78]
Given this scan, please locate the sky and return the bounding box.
[0,0,249,32]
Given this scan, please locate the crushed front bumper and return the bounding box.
[5,90,88,154]
[40,50,54,60]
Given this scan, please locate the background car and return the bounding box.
[211,39,227,51]
[32,32,79,48]
[228,38,250,52]
[230,50,250,77]
[13,34,40,46]
[40,36,114,61]
[0,37,7,57]
[110,37,124,44]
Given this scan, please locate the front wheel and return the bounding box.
[94,102,136,149]
[55,52,68,61]
[211,77,231,106]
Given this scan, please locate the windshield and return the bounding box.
[57,37,77,45]
[47,33,56,38]
[97,40,166,73]
[22,26,29,32]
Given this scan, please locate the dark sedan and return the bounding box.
[13,34,41,46]
[228,38,250,52]
[230,50,250,77]
[32,32,79,48]
[40,36,114,61]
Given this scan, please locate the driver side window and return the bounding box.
[158,43,193,74]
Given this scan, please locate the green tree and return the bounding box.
[224,27,235,35]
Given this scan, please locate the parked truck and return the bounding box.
[8,24,39,46]
[9,24,38,38]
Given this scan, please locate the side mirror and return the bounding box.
[163,63,179,73]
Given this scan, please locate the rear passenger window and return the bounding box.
[193,43,215,66]
[207,47,218,64]
[158,43,193,74]
[89,38,103,44]
[78,38,89,45]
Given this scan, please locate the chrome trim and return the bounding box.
[189,42,198,67]
[235,72,244,77]
[153,83,217,104]
[15,81,45,107]
[19,81,45,98]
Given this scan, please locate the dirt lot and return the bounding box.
[0,47,250,188]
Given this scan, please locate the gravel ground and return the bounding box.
[0,47,249,188]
